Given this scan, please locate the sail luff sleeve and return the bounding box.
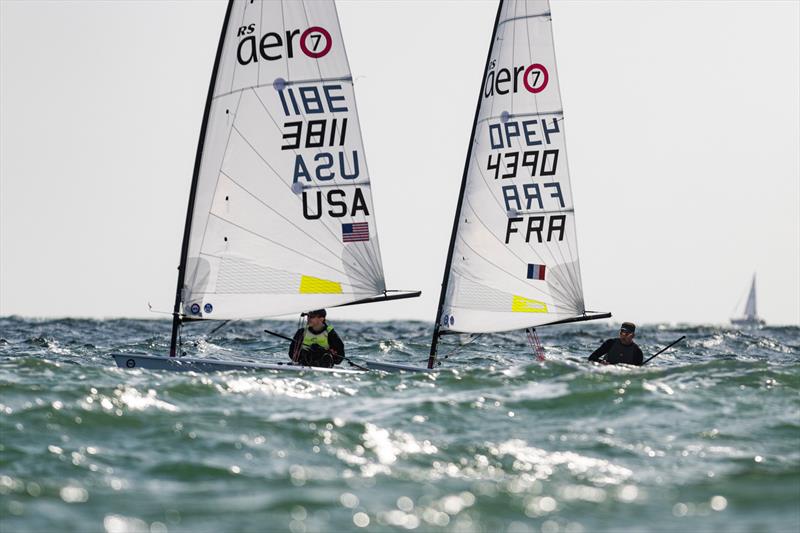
[428,0,507,368]
[170,0,235,356]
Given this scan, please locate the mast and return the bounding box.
[169,0,235,357]
[427,0,505,369]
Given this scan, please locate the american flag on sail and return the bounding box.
[342,222,369,243]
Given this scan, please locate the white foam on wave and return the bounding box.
[334,423,438,478]
[507,381,570,401]
[429,438,633,487]
[115,387,178,412]
[218,376,356,399]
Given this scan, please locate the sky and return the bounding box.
[1,0,798,326]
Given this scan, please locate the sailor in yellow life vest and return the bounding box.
[288,309,345,368]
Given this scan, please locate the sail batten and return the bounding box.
[213,76,355,99]
[433,0,589,340]
[498,13,552,26]
[478,111,564,125]
[177,0,388,321]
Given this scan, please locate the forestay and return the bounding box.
[181,0,386,320]
[438,0,585,335]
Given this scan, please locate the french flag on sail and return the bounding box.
[342,222,369,243]
[527,263,546,280]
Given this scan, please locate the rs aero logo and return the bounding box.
[236,24,332,66]
[484,59,549,98]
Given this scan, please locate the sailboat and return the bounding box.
[731,274,765,327]
[113,0,419,373]
[368,0,609,373]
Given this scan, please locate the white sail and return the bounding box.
[731,273,764,326]
[744,275,757,319]
[439,0,585,334]
[180,0,386,320]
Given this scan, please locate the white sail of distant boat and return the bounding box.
[731,274,765,327]
[425,0,609,369]
[113,0,418,373]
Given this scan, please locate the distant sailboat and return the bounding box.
[368,0,610,373]
[112,0,419,373]
[731,274,765,327]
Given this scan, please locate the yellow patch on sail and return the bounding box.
[299,276,342,294]
[511,295,548,313]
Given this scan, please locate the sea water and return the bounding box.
[1,317,798,532]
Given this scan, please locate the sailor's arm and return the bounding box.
[327,329,345,364]
[588,339,614,362]
[631,345,644,366]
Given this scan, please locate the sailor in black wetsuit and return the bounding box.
[588,322,644,366]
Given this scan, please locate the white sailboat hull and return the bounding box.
[730,318,765,327]
[364,361,434,373]
[111,354,364,374]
